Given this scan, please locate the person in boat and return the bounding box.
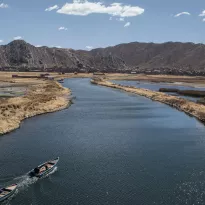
[34,167,40,174]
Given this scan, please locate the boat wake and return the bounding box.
[17,167,58,189]
[41,166,58,179]
[17,175,38,190]
[0,166,58,204]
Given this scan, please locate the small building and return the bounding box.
[131,71,137,74]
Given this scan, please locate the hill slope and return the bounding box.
[91,42,205,75]
[1,40,205,75]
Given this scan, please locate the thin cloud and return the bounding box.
[13,36,22,40]
[45,5,59,11]
[203,18,205,22]
[86,46,93,50]
[56,46,62,48]
[116,17,124,21]
[109,16,112,20]
[0,40,4,43]
[58,27,68,31]
[124,22,131,27]
[0,3,8,8]
[174,12,191,17]
[57,1,145,17]
[199,10,205,17]
[36,45,42,47]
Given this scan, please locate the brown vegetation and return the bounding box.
[159,88,179,92]
[0,80,71,135]
[106,74,205,87]
[159,88,205,97]
[197,98,205,105]
[178,90,205,97]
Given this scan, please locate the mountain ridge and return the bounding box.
[0,40,205,75]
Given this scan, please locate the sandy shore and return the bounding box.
[91,78,205,124]
[0,77,71,135]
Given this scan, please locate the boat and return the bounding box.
[57,79,64,83]
[28,157,59,178]
[0,184,17,202]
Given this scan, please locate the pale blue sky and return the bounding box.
[0,0,205,49]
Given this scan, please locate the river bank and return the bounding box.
[91,78,205,123]
[0,80,71,135]
[105,74,205,88]
[1,71,205,134]
[2,78,205,205]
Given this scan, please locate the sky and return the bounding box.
[0,0,205,50]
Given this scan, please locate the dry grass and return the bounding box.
[1,72,205,86]
[159,88,205,97]
[104,73,205,87]
[0,71,92,83]
[0,80,71,135]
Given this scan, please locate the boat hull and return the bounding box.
[28,157,59,178]
[0,191,14,202]
[37,163,57,178]
[0,184,17,202]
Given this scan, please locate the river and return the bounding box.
[1,78,205,205]
[112,80,205,102]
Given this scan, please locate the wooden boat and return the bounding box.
[0,184,17,202]
[57,79,64,83]
[28,157,59,178]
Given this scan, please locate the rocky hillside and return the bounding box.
[91,42,205,75]
[1,40,205,75]
[0,40,126,73]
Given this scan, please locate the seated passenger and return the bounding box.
[39,166,46,173]
[34,167,40,174]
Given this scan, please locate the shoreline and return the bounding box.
[112,79,205,89]
[0,81,71,135]
[105,74,205,88]
[1,71,205,135]
[91,78,205,124]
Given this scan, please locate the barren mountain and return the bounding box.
[91,42,205,75]
[1,40,205,75]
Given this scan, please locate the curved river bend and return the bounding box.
[0,79,205,205]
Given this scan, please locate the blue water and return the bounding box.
[0,79,205,205]
[112,80,205,102]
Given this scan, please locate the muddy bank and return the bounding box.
[91,78,205,123]
[0,81,71,135]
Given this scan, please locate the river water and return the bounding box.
[1,78,205,205]
[112,80,205,102]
